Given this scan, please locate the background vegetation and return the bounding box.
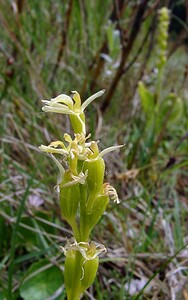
[0,0,188,299]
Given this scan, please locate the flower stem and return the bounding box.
[79,185,89,242]
[69,219,80,242]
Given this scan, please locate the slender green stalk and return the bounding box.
[70,219,80,242]
[79,185,89,242]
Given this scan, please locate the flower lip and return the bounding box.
[61,171,88,188]
[39,144,68,156]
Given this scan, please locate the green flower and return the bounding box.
[39,131,124,194]
[60,239,106,299]
[41,90,105,134]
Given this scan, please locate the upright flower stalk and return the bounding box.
[156,7,170,102]
[39,90,122,299]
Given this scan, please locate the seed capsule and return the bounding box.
[83,157,105,194]
[59,170,80,224]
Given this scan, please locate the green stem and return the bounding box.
[70,219,80,242]
[79,185,89,242]
[156,65,165,106]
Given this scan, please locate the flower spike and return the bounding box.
[39,89,122,300]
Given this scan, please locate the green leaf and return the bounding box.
[138,81,154,115]
[0,289,6,300]
[107,22,115,54]
[20,259,65,300]
[0,215,8,254]
[168,96,183,122]
[17,217,38,250]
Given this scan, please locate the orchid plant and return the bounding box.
[39,90,122,300]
